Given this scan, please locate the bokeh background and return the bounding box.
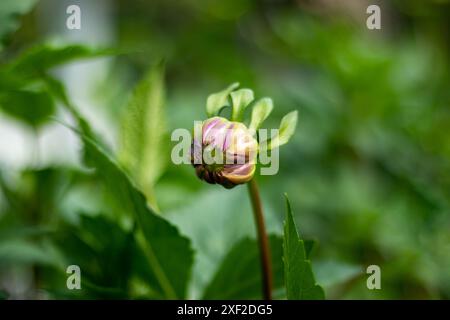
[0,0,449,299]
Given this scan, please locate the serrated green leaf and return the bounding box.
[249,97,273,131]
[304,239,316,259]
[269,110,298,150]
[206,82,239,117]
[283,194,325,300]
[202,235,284,299]
[81,135,194,299]
[231,88,254,121]
[119,63,167,208]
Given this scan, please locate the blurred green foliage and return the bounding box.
[0,0,449,299]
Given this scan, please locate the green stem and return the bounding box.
[247,178,273,300]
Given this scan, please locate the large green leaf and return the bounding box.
[283,195,325,299]
[0,89,54,127]
[48,214,135,299]
[119,63,167,208]
[82,135,194,299]
[203,235,284,299]
[0,44,111,127]
[5,44,111,76]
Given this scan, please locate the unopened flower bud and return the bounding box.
[191,117,258,189]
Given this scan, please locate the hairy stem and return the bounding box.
[247,178,273,300]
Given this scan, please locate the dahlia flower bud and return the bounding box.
[191,117,258,189]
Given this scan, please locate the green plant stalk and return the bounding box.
[247,178,273,300]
